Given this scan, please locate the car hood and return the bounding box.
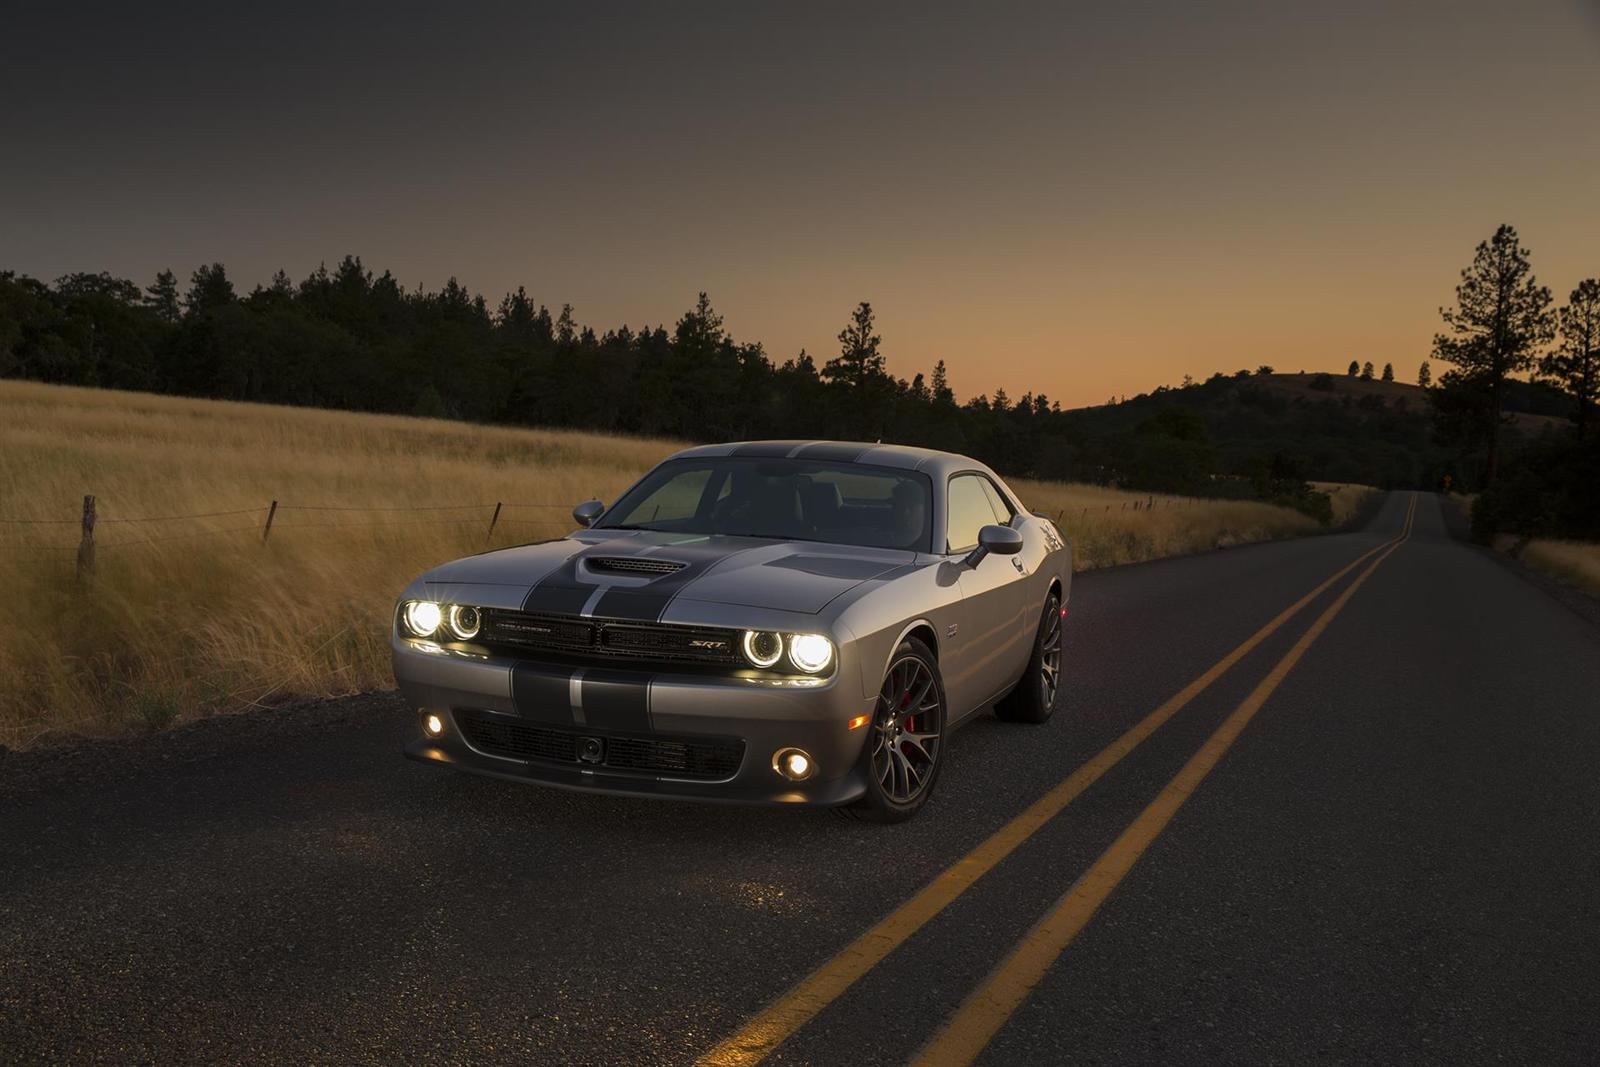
[419,530,917,616]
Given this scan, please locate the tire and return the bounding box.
[995,590,1063,724]
[839,638,947,824]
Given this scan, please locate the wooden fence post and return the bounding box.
[486,501,502,544]
[76,495,95,581]
[262,499,278,543]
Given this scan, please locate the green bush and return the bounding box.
[1472,432,1600,542]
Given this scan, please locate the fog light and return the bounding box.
[772,747,814,782]
[423,713,445,736]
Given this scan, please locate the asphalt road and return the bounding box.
[4,493,1599,1065]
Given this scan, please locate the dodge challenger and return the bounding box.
[394,441,1071,822]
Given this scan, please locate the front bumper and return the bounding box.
[393,634,875,807]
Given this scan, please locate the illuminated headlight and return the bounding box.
[742,630,783,668]
[403,600,442,637]
[447,604,481,640]
[788,633,834,674]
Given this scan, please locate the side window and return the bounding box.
[946,474,1001,553]
[979,478,1015,524]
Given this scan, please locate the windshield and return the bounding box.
[597,457,933,552]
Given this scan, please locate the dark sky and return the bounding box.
[5,1,1598,406]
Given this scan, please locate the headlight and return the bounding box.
[403,600,442,637]
[742,630,783,668]
[788,633,834,674]
[447,604,481,640]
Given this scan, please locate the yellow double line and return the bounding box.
[700,494,1417,1067]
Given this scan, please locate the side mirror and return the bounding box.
[965,524,1023,567]
[572,499,605,528]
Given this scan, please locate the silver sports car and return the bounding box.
[394,441,1072,822]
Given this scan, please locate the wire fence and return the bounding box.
[0,497,579,566]
[2,492,1201,568]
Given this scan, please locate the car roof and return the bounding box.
[664,440,1002,483]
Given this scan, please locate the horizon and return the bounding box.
[5,1,1598,407]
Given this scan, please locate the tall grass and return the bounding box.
[1,381,1316,745]
[1016,478,1317,569]
[1520,540,1600,596]
[1310,481,1380,526]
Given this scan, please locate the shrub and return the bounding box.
[1471,432,1600,542]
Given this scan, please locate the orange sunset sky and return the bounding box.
[4,1,1598,408]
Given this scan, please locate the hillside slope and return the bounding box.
[1060,372,1570,489]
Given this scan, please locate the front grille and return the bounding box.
[458,713,580,763]
[482,612,594,651]
[479,609,742,666]
[456,710,744,781]
[586,557,686,575]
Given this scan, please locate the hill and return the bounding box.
[1059,371,1571,489]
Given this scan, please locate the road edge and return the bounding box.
[1437,495,1600,632]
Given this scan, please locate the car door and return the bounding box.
[976,477,1038,677]
[945,473,1033,716]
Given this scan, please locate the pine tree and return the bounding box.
[930,359,953,404]
[1347,360,1360,376]
[1361,361,1375,380]
[497,287,537,334]
[183,263,234,315]
[822,302,885,388]
[1540,278,1600,437]
[1418,361,1432,388]
[1381,362,1394,382]
[1432,224,1555,483]
[145,269,180,323]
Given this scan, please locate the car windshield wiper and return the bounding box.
[736,532,831,544]
[599,523,664,532]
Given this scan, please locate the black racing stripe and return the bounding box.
[589,590,676,622]
[520,583,594,616]
[520,546,593,615]
[589,539,759,622]
[793,442,869,463]
[580,670,652,732]
[510,662,577,726]
[730,441,801,457]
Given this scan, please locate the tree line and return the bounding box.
[0,260,1046,466]
[1,237,1593,533]
[1426,224,1599,540]
[0,258,1333,513]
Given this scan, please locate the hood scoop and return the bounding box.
[585,557,687,576]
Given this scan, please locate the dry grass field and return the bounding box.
[1520,540,1600,597]
[1310,481,1381,526]
[1,380,1318,746]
